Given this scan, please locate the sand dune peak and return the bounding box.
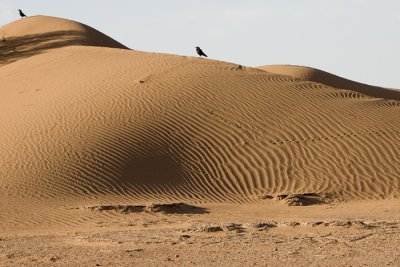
[259,64,400,100]
[0,15,127,66]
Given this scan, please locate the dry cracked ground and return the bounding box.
[1,202,400,266]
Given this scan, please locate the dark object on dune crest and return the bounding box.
[195,46,207,57]
[18,9,27,18]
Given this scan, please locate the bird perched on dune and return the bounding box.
[195,46,207,57]
[18,9,27,18]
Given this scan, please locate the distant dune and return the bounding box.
[1,16,400,229]
[259,65,400,100]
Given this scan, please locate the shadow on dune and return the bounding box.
[0,30,127,66]
[122,154,185,186]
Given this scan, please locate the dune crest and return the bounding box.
[0,15,128,66]
[259,65,400,100]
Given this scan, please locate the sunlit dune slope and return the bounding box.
[1,16,400,216]
[259,65,400,100]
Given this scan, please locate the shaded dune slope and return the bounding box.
[0,15,128,66]
[259,65,400,100]
[1,17,400,216]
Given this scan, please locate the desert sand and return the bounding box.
[1,16,400,266]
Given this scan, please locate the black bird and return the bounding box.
[195,46,207,57]
[18,9,27,18]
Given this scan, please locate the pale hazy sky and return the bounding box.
[1,1,399,88]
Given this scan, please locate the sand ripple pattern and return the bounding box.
[1,46,400,227]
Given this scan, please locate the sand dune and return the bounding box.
[0,15,127,66]
[259,64,400,100]
[1,16,400,230]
